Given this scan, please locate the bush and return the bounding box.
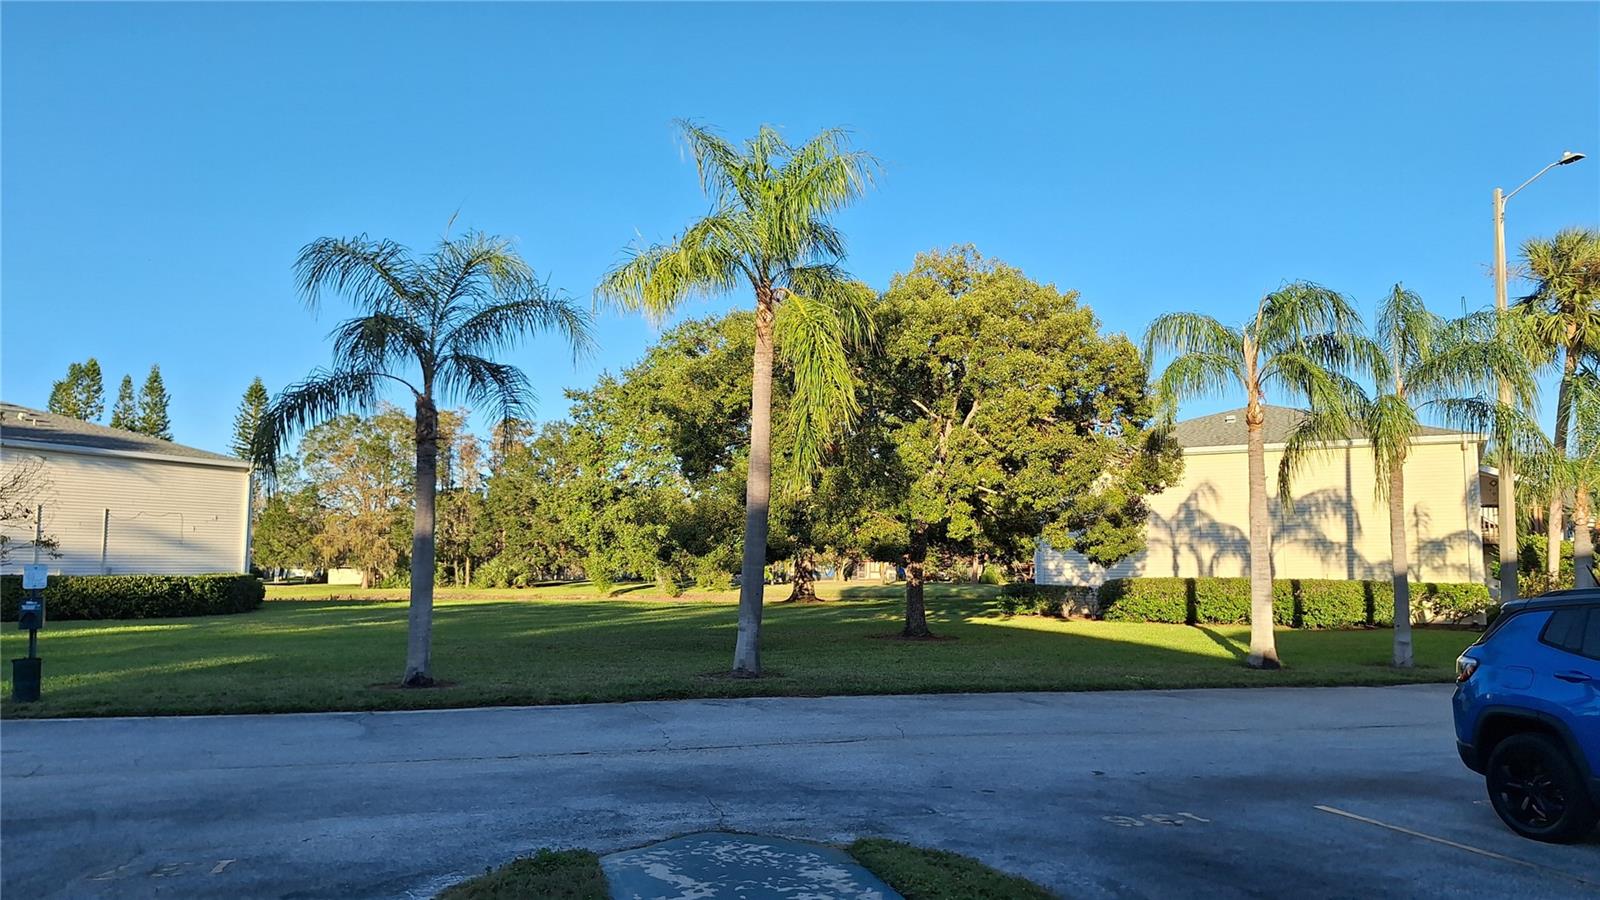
[655,566,685,598]
[998,583,1094,617]
[691,553,734,591]
[1098,577,1492,628]
[1,573,264,621]
[979,563,1006,585]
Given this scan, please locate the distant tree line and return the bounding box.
[47,358,174,440]
[251,247,1182,619]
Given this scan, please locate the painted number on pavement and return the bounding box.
[88,859,238,881]
[1103,812,1211,827]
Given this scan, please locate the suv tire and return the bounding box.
[1485,732,1599,843]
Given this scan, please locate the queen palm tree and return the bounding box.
[598,121,876,678]
[254,230,591,686]
[1570,360,1599,588]
[1519,228,1600,579]
[1144,283,1372,669]
[1359,286,1539,667]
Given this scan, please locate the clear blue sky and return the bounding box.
[4,2,1597,455]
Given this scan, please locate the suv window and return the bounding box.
[1540,606,1600,660]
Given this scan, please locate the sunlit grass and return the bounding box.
[0,582,1477,719]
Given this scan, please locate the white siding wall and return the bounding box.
[0,445,250,575]
[1038,437,1484,587]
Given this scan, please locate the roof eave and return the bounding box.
[0,437,252,471]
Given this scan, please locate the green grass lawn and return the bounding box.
[0,581,1477,719]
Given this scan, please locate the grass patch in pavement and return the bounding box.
[1,581,1476,718]
[849,838,1056,899]
[438,849,606,900]
[436,840,1053,899]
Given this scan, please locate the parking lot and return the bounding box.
[3,684,1596,898]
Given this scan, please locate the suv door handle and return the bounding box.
[1554,671,1595,683]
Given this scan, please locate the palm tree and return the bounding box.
[1359,286,1538,667]
[1571,360,1599,588]
[254,231,590,686]
[1144,283,1371,668]
[598,121,876,677]
[1519,228,1600,580]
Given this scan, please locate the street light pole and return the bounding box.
[1491,150,1585,605]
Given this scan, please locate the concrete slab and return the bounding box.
[601,832,901,900]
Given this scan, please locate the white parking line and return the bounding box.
[1314,805,1597,888]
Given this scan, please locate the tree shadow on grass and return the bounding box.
[1194,626,1248,661]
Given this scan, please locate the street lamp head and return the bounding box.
[1557,150,1586,165]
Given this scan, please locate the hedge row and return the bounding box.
[0,573,265,621]
[998,583,1096,617]
[1096,577,1492,628]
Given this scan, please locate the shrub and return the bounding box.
[1,573,264,621]
[998,583,1095,617]
[655,566,685,598]
[691,554,734,591]
[1098,576,1492,628]
[979,563,1006,586]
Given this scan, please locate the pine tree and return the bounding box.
[109,375,137,430]
[232,377,270,459]
[136,365,173,440]
[77,358,105,422]
[47,362,87,419]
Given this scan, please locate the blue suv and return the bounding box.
[1454,588,1600,842]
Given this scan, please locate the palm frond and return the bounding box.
[328,312,429,374]
[1252,282,1365,352]
[674,119,752,209]
[773,291,861,480]
[1362,393,1419,501]
[596,216,747,321]
[252,368,386,472]
[1374,283,1436,387]
[1141,312,1241,365]
[785,269,876,348]
[445,290,593,363]
[1428,396,1551,462]
[1277,405,1363,507]
[1149,352,1239,413]
[437,352,536,427]
[295,236,422,316]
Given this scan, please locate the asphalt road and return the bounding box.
[3,685,1597,899]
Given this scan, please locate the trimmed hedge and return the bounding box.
[1097,577,1492,628]
[1,573,264,621]
[998,583,1095,617]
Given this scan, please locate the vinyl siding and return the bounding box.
[1037,437,1484,587]
[0,445,250,575]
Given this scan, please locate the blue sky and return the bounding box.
[3,2,1597,455]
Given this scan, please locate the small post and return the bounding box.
[13,564,47,703]
[101,508,110,574]
[32,504,43,565]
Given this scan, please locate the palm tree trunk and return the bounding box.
[1389,463,1413,668]
[903,526,931,637]
[1546,351,1578,579]
[786,548,819,602]
[1576,487,1595,590]
[404,394,439,687]
[1245,407,1280,669]
[732,295,775,677]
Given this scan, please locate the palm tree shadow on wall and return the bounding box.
[1151,483,1251,578]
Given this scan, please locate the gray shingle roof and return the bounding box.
[1171,405,1464,449]
[0,402,245,465]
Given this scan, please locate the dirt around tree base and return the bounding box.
[368,680,460,691]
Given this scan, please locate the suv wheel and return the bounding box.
[1485,733,1599,843]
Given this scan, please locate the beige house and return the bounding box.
[1037,406,1486,587]
[0,403,252,575]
